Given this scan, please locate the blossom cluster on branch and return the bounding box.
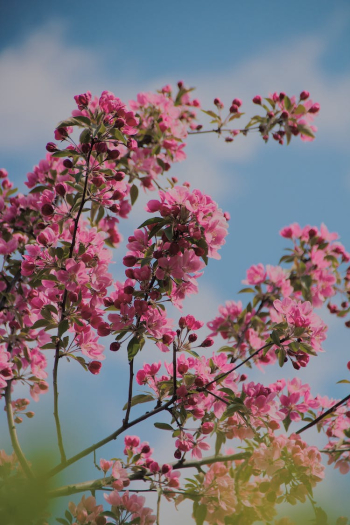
[0,83,349,525]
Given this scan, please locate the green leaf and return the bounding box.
[79,129,91,144]
[31,319,51,330]
[201,110,218,119]
[284,96,292,111]
[278,347,286,367]
[58,319,69,338]
[111,128,127,145]
[282,415,292,432]
[270,331,280,346]
[154,422,174,431]
[73,115,91,126]
[130,184,139,206]
[238,287,255,294]
[294,104,306,115]
[138,217,164,229]
[297,124,315,139]
[127,335,145,361]
[337,379,350,384]
[56,519,70,525]
[194,503,207,525]
[122,394,154,411]
[65,511,73,524]
[51,149,80,158]
[29,185,48,194]
[215,431,226,456]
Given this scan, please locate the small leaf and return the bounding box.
[270,331,280,346]
[58,319,69,338]
[122,394,154,410]
[130,184,139,206]
[138,217,164,229]
[201,110,218,119]
[337,379,350,384]
[127,335,145,361]
[31,319,51,330]
[111,128,127,144]
[238,287,255,294]
[154,422,174,431]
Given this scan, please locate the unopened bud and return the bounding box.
[46,142,58,152]
[110,342,121,352]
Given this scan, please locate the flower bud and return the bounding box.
[300,90,310,101]
[110,342,121,352]
[161,463,171,474]
[88,361,102,375]
[200,337,214,348]
[232,98,242,107]
[108,149,120,160]
[188,333,197,343]
[63,159,73,169]
[174,449,182,459]
[229,104,239,113]
[309,103,320,114]
[141,444,151,454]
[55,183,66,197]
[46,142,58,152]
[95,142,108,153]
[252,95,262,105]
[123,255,137,267]
[41,204,54,217]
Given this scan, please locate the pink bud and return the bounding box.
[309,103,320,114]
[201,422,214,434]
[252,95,262,105]
[88,361,102,375]
[63,159,73,168]
[300,91,310,101]
[46,142,58,152]
[232,98,242,107]
[200,337,214,348]
[41,204,54,217]
[123,255,137,267]
[110,342,121,352]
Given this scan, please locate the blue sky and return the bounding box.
[1,1,350,521]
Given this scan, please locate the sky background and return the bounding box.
[1,0,350,522]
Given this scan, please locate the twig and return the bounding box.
[4,382,34,479]
[296,393,350,435]
[46,396,177,479]
[204,342,274,390]
[48,451,249,498]
[124,359,134,426]
[53,145,93,463]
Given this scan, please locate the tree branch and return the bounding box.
[46,396,176,479]
[296,393,350,435]
[4,382,34,479]
[123,358,134,426]
[48,452,249,498]
[204,342,274,390]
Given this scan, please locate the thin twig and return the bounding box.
[204,342,274,390]
[53,145,93,463]
[124,359,134,426]
[48,452,249,498]
[296,393,350,435]
[4,382,34,479]
[46,396,177,479]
